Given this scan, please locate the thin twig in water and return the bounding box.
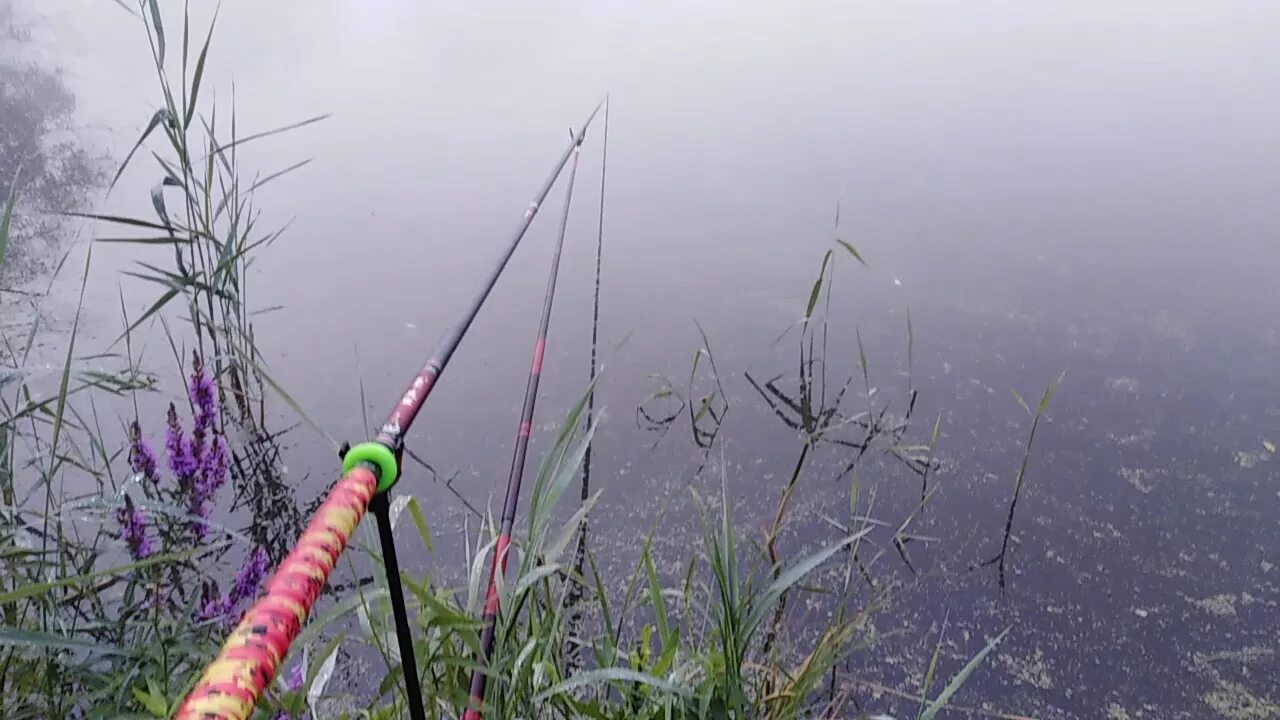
[849,679,1039,720]
[974,372,1064,587]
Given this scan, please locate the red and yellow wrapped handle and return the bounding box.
[175,467,378,720]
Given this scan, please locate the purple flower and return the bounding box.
[285,662,305,691]
[166,403,198,486]
[273,663,306,719]
[195,548,270,626]
[195,584,232,623]
[168,353,230,539]
[230,547,270,606]
[115,499,154,559]
[195,434,229,503]
[189,351,218,440]
[184,433,229,539]
[187,507,211,541]
[127,422,159,485]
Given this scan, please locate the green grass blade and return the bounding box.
[147,0,165,64]
[919,626,1011,720]
[805,250,833,320]
[107,0,139,16]
[110,109,168,193]
[217,160,312,217]
[836,238,868,266]
[468,534,499,615]
[63,211,172,232]
[1038,371,1066,414]
[743,527,871,638]
[857,328,870,393]
[919,611,949,716]
[181,0,189,83]
[132,685,168,717]
[184,10,217,129]
[512,564,562,597]
[294,589,389,650]
[720,467,738,613]
[0,546,216,604]
[535,668,690,702]
[535,414,600,539]
[304,633,344,694]
[526,383,598,539]
[48,247,92,470]
[112,287,180,349]
[406,497,435,554]
[1011,389,1031,417]
[543,489,601,565]
[17,251,70,367]
[213,114,330,155]
[0,628,135,657]
[588,551,617,667]
[907,307,914,384]
[94,236,192,245]
[643,542,673,647]
[0,170,16,268]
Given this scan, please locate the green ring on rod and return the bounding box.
[342,442,400,494]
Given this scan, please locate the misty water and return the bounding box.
[8,2,1279,718]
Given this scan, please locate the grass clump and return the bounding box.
[1,3,315,717]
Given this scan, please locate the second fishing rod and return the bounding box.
[462,121,591,720]
[346,107,601,720]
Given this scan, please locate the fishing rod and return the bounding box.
[462,122,588,720]
[564,99,609,670]
[580,99,609,541]
[175,100,603,720]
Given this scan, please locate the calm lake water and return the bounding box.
[14,1,1280,717]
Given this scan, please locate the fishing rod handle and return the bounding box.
[175,467,378,720]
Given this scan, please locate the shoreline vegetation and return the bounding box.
[0,4,1068,719]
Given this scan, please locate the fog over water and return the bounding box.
[11,2,1279,717]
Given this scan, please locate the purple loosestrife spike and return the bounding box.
[186,433,228,540]
[189,351,218,442]
[127,421,159,485]
[196,433,229,502]
[115,497,154,559]
[166,403,198,487]
[230,547,270,606]
[195,583,231,623]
